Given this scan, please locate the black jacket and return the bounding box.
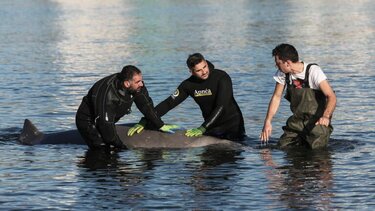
[155,61,244,135]
[76,73,164,146]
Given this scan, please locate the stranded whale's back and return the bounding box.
[18,119,242,149]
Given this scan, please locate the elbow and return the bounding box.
[326,92,337,104]
[203,105,224,129]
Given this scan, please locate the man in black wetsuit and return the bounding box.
[76,65,178,150]
[129,53,246,141]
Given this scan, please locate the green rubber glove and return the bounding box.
[159,124,181,134]
[127,119,147,136]
[185,126,206,137]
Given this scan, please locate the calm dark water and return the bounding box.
[1,0,374,210]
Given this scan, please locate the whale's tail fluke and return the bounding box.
[19,119,44,145]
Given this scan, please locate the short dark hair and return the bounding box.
[272,43,299,62]
[186,53,205,69]
[118,65,141,81]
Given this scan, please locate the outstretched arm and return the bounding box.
[129,84,188,136]
[260,82,284,142]
[155,84,189,117]
[134,86,164,129]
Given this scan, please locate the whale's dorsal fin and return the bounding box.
[19,119,44,145]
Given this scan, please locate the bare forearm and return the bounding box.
[323,94,336,119]
[264,95,281,123]
[318,80,336,119]
[260,83,284,142]
[316,80,336,126]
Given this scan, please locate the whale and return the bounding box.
[18,119,243,149]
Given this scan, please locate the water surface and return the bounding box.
[1,0,374,210]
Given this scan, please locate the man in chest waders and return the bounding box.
[260,44,336,149]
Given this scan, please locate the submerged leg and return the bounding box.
[76,119,106,150]
[305,124,333,149]
[278,115,306,148]
[278,128,304,148]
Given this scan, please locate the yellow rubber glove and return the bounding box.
[127,122,145,136]
[159,124,180,134]
[185,126,206,137]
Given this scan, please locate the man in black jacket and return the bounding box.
[129,53,246,142]
[76,65,177,150]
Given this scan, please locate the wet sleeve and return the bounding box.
[155,83,189,117]
[133,86,164,129]
[201,75,232,129]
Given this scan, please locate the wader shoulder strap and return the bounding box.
[303,63,318,88]
[285,73,290,85]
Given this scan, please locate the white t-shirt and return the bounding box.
[273,62,327,90]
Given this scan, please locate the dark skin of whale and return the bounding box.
[19,119,242,149]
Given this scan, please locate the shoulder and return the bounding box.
[306,63,327,89]
[310,64,324,73]
[177,77,193,91]
[91,73,117,90]
[308,63,322,72]
[182,77,193,85]
[215,68,228,76]
[273,70,286,85]
[105,73,118,81]
[103,73,118,85]
[307,63,327,80]
[213,69,231,80]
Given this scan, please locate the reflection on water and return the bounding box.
[77,149,151,209]
[75,148,244,210]
[190,148,242,191]
[0,0,374,210]
[261,148,334,210]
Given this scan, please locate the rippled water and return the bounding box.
[1,0,374,210]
